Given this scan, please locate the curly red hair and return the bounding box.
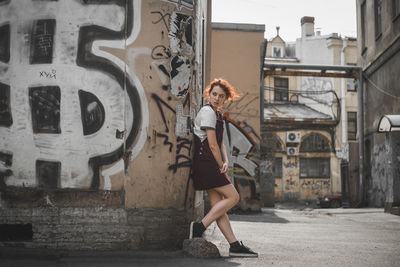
[204,78,240,101]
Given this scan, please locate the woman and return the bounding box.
[189,78,258,257]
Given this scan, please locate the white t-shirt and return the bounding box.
[194,105,217,142]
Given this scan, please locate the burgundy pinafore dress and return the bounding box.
[193,106,231,190]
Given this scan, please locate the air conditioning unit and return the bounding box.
[286,131,301,143]
[287,147,299,156]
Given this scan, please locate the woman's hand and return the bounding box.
[220,162,228,174]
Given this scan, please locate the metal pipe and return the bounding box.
[264,62,360,72]
[358,68,364,205]
[341,40,348,161]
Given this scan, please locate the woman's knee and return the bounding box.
[232,191,240,205]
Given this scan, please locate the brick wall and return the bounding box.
[0,206,190,250]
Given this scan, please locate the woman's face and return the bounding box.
[209,85,227,109]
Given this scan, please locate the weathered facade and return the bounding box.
[262,17,359,204]
[210,23,265,211]
[0,0,211,249]
[356,0,400,214]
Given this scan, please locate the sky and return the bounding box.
[212,0,357,42]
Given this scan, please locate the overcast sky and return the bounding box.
[212,0,357,42]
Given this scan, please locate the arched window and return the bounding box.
[300,133,330,152]
[262,133,284,153]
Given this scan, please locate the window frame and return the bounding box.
[274,77,289,102]
[272,46,283,57]
[361,0,367,54]
[300,157,331,179]
[272,158,283,178]
[393,0,400,20]
[374,0,382,40]
[347,111,357,140]
[347,78,356,92]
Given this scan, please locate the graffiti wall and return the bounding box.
[210,24,265,211]
[270,131,340,201]
[0,0,207,209]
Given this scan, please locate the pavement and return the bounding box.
[1,205,400,267]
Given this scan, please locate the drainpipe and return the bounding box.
[341,39,348,161]
[260,39,268,127]
[358,68,364,205]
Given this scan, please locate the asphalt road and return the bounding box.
[1,206,399,267]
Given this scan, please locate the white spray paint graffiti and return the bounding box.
[162,0,194,11]
[223,118,258,178]
[300,77,334,106]
[0,1,147,189]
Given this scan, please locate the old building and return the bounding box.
[210,22,266,210]
[356,0,400,214]
[0,0,211,249]
[262,17,359,204]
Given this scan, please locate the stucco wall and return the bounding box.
[270,130,340,201]
[0,0,209,249]
[210,26,264,211]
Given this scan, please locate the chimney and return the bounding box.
[301,16,315,38]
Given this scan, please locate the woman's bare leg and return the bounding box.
[206,189,238,243]
[201,184,239,227]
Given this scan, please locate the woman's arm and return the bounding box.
[221,142,228,164]
[206,129,224,168]
[220,142,229,174]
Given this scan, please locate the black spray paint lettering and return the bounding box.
[156,133,173,152]
[225,92,259,117]
[151,45,171,60]
[283,159,298,168]
[176,137,191,154]
[168,154,192,173]
[39,69,56,79]
[151,93,176,133]
[151,11,170,31]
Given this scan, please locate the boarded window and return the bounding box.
[375,0,382,39]
[274,77,288,101]
[348,112,357,140]
[300,133,330,152]
[272,158,282,178]
[300,158,330,178]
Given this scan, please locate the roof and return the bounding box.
[212,22,265,32]
[264,103,333,122]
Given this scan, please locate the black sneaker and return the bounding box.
[229,241,258,257]
[189,222,205,239]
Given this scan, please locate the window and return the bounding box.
[347,79,356,91]
[375,0,382,39]
[361,1,367,52]
[272,46,282,57]
[300,133,330,152]
[348,112,357,140]
[300,158,330,178]
[274,77,288,101]
[272,158,282,178]
[394,0,400,19]
[262,133,283,152]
